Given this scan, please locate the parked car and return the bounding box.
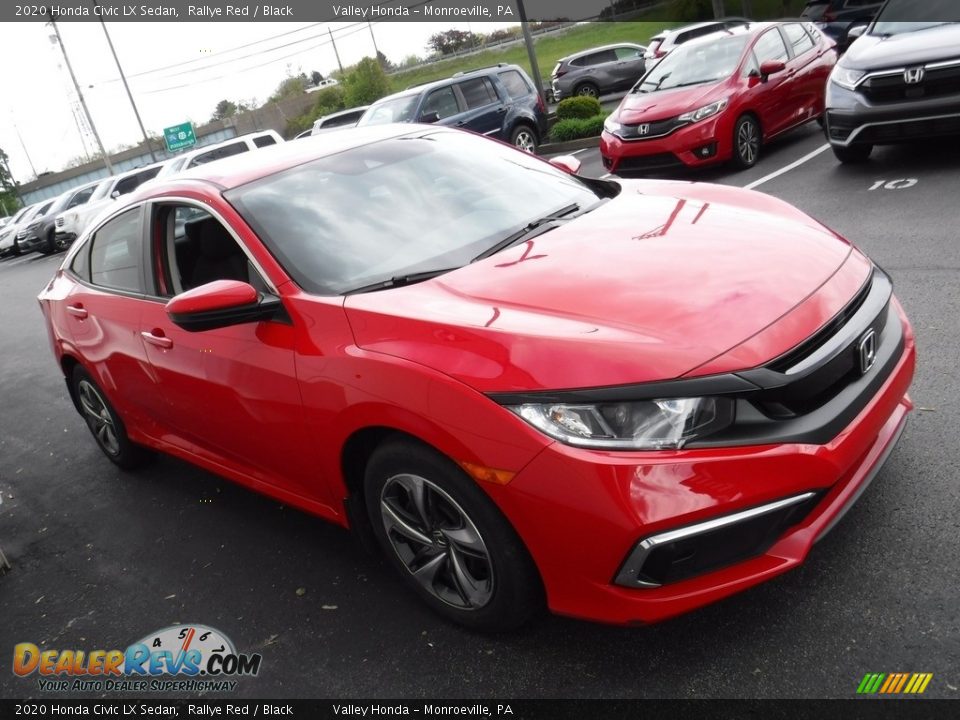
[40,125,914,631]
[311,106,369,134]
[358,64,548,153]
[152,130,284,182]
[801,0,882,52]
[293,129,313,140]
[824,4,960,163]
[53,160,168,248]
[645,18,751,68]
[0,203,37,258]
[0,216,10,228]
[11,199,55,256]
[601,22,837,174]
[17,178,104,255]
[307,78,340,92]
[550,43,647,100]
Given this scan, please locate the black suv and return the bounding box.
[358,64,549,153]
[824,0,960,162]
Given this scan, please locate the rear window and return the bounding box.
[253,135,277,148]
[320,110,364,129]
[189,141,248,167]
[498,70,533,99]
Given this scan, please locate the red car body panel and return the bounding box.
[600,22,837,172]
[38,127,914,625]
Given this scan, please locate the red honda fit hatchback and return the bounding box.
[601,22,836,174]
[40,126,914,631]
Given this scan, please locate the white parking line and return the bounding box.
[743,143,831,191]
[570,149,588,156]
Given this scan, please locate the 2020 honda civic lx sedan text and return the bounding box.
[39,126,914,631]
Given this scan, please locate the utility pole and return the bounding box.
[367,22,380,60]
[516,0,546,107]
[328,27,343,73]
[93,1,157,162]
[11,118,38,179]
[50,17,113,174]
[741,0,752,17]
[712,0,727,18]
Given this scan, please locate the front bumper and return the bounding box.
[825,81,960,147]
[17,232,45,253]
[487,308,915,624]
[599,116,728,175]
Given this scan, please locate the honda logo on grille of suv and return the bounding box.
[904,67,925,85]
[858,329,877,375]
[638,124,651,136]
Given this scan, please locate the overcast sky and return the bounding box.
[0,20,513,182]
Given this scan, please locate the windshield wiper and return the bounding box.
[344,267,461,295]
[471,204,580,262]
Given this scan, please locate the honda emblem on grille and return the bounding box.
[858,329,877,375]
[904,67,925,85]
[638,124,650,135]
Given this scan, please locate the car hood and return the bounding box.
[844,24,960,69]
[345,180,868,393]
[615,83,723,122]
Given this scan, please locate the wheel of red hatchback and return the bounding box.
[364,438,544,631]
[72,365,152,470]
[732,114,761,170]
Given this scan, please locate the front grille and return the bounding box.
[615,117,686,141]
[858,115,960,144]
[863,63,960,104]
[615,153,683,174]
[55,217,64,228]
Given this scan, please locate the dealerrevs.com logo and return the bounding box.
[13,624,262,693]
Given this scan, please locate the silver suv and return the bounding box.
[551,43,646,100]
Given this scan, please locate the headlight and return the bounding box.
[508,397,734,450]
[678,99,728,123]
[830,66,866,90]
[603,115,622,134]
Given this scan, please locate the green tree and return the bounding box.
[343,57,391,107]
[0,147,20,215]
[268,75,307,103]
[210,99,239,121]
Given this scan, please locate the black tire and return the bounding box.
[574,82,599,99]
[71,365,151,470]
[732,114,761,170]
[832,143,873,164]
[510,124,538,154]
[364,438,544,632]
[11,239,21,257]
[39,231,56,255]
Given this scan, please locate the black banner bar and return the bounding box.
[1,700,959,720]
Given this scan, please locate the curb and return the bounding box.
[537,136,601,156]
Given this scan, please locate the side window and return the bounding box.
[189,141,248,167]
[421,86,460,121]
[89,208,143,293]
[743,51,760,77]
[590,49,618,65]
[498,70,533,99]
[615,46,642,60]
[70,239,91,281]
[113,174,141,197]
[754,29,789,64]
[154,204,266,297]
[457,77,499,110]
[784,23,816,55]
[253,135,277,148]
[66,186,96,210]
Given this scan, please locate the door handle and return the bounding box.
[456,120,468,127]
[496,106,507,114]
[141,331,173,349]
[67,305,88,319]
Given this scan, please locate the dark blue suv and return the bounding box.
[358,64,549,153]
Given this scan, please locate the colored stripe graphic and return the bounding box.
[857,673,933,694]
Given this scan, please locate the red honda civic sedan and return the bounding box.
[600,21,836,174]
[39,126,914,631]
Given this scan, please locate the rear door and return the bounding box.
[452,76,506,137]
[611,46,647,89]
[780,23,826,126]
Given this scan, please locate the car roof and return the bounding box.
[561,42,645,61]
[132,124,429,194]
[660,17,753,37]
[380,63,523,100]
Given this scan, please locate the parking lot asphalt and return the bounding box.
[1,124,959,700]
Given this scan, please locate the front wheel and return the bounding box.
[732,115,761,170]
[72,366,151,470]
[832,143,873,163]
[364,439,544,632]
[510,124,538,154]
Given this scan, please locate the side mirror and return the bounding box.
[759,60,786,82]
[165,280,282,332]
[419,111,440,124]
[110,190,120,199]
[549,155,582,175]
[848,25,868,40]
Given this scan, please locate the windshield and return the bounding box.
[872,1,959,35]
[357,95,420,126]
[226,131,608,295]
[637,34,749,92]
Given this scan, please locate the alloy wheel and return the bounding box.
[513,129,536,154]
[77,379,120,456]
[576,84,599,98]
[379,473,494,610]
[737,119,760,166]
